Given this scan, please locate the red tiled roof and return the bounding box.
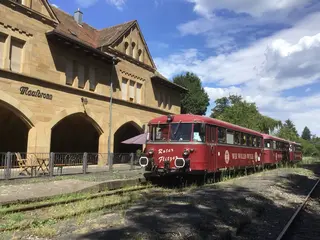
[51,6,135,48]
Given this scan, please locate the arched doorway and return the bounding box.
[50,113,101,153]
[113,121,143,154]
[0,102,31,153]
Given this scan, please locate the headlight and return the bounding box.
[183,149,190,157]
[148,149,154,156]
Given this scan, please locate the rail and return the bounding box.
[276,178,320,240]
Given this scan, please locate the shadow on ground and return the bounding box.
[72,164,320,240]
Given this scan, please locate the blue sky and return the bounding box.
[50,0,320,136]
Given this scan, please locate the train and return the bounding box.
[138,114,302,182]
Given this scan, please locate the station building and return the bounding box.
[0,0,186,161]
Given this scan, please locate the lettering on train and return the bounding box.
[158,148,174,154]
[159,156,179,163]
[231,153,255,160]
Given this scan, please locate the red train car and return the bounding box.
[262,134,290,165]
[139,114,264,179]
[289,141,303,163]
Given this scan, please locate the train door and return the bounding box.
[206,124,216,172]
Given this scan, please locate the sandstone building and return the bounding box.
[0,0,186,160]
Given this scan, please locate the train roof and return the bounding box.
[148,114,263,136]
[262,134,290,143]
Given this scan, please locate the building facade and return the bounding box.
[0,0,186,161]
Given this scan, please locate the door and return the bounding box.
[206,125,216,172]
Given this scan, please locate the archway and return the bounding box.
[0,102,31,153]
[50,113,101,153]
[113,121,143,154]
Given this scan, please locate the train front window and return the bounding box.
[193,123,205,142]
[149,124,169,142]
[170,123,192,141]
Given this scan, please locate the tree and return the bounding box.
[301,126,311,141]
[173,72,210,115]
[276,119,299,141]
[210,94,281,133]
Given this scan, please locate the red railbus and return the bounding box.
[262,134,290,165]
[289,141,303,163]
[139,114,264,180]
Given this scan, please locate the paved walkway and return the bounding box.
[0,169,145,204]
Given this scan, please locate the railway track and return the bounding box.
[276,178,320,240]
[0,185,153,232]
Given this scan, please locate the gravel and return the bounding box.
[73,165,320,240]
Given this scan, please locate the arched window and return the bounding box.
[131,42,136,58]
[138,49,143,61]
[124,42,129,55]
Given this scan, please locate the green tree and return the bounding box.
[210,94,281,133]
[173,72,210,115]
[301,126,311,141]
[276,119,299,141]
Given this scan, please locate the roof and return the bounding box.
[262,134,290,143]
[51,6,141,49]
[149,114,264,136]
[151,71,188,93]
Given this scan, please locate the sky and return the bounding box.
[49,0,320,136]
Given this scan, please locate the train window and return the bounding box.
[170,123,192,141]
[226,130,234,144]
[193,123,205,142]
[241,133,247,146]
[206,125,215,143]
[257,137,262,147]
[234,132,241,145]
[218,128,226,143]
[252,136,257,147]
[264,139,271,148]
[273,141,276,150]
[247,135,253,147]
[150,124,169,142]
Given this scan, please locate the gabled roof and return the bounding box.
[50,6,155,68]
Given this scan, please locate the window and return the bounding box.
[252,136,257,147]
[273,141,276,150]
[138,49,143,61]
[226,130,234,144]
[77,64,85,88]
[264,139,271,148]
[89,67,96,91]
[10,38,24,73]
[136,83,142,104]
[257,137,262,148]
[131,42,136,58]
[206,125,215,143]
[170,123,192,141]
[65,60,74,85]
[124,42,129,55]
[241,133,247,146]
[129,81,135,101]
[218,128,226,143]
[247,135,253,147]
[122,79,128,100]
[234,132,241,145]
[149,124,169,142]
[193,123,205,142]
[0,34,6,68]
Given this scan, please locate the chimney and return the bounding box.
[74,8,83,25]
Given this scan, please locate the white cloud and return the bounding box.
[187,0,311,18]
[155,12,320,135]
[75,0,98,8]
[51,3,59,8]
[106,0,126,10]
